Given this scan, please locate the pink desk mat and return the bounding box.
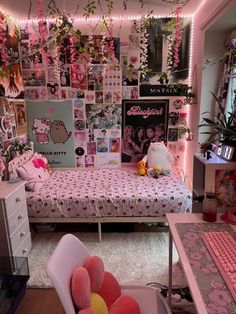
[176,222,236,314]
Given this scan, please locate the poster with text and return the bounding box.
[26,100,75,167]
[122,99,169,164]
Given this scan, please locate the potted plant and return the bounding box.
[180,85,196,104]
[199,91,236,146]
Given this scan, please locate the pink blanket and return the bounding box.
[26,169,192,218]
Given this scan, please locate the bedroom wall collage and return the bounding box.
[0,15,194,171]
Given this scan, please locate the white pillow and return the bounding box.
[17,156,50,192]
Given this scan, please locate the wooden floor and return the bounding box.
[16,289,65,314]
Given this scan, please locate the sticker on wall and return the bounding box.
[85,91,95,104]
[74,119,85,130]
[96,154,121,168]
[60,65,71,87]
[23,69,46,87]
[74,131,86,144]
[85,155,94,168]
[74,108,84,120]
[76,156,85,168]
[71,64,87,90]
[13,101,27,136]
[168,128,178,142]
[104,91,112,103]
[95,91,103,104]
[87,142,96,155]
[20,42,31,69]
[97,137,108,153]
[25,88,47,100]
[86,104,121,129]
[109,138,120,153]
[88,129,95,142]
[47,83,60,100]
[173,99,184,110]
[88,65,103,91]
[75,146,85,156]
[169,112,179,126]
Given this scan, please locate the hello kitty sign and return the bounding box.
[27,100,75,167]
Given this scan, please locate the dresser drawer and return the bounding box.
[7,202,28,236]
[5,185,26,217]
[13,233,32,257]
[10,218,30,253]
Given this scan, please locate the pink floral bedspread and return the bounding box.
[26,169,192,218]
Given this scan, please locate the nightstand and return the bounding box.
[0,181,32,257]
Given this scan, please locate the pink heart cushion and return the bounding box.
[98,271,121,308]
[85,256,104,292]
[109,295,140,314]
[71,266,91,309]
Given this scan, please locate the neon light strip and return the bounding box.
[182,16,194,179]
[17,14,193,24]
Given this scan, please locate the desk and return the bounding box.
[166,213,236,314]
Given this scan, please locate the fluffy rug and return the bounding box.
[27,231,188,289]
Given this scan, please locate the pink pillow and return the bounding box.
[85,256,104,292]
[71,266,91,309]
[17,156,50,192]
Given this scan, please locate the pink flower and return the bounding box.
[182,238,193,248]
[207,302,228,314]
[201,263,218,274]
[184,232,199,241]
[208,289,231,307]
[189,259,201,269]
[189,252,202,260]
[130,56,138,64]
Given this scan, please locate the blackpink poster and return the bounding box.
[122,99,169,163]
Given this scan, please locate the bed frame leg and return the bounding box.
[98,222,102,242]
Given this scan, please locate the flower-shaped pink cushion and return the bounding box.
[71,256,140,314]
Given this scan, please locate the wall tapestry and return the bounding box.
[26,100,75,167]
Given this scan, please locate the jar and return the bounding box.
[202,192,217,222]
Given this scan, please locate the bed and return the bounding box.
[8,150,192,241]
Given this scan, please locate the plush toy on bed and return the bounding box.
[142,142,174,177]
[71,255,140,314]
[137,160,147,176]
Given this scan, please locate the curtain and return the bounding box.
[218,31,236,117]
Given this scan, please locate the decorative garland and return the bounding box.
[0,12,9,70]
[139,18,149,80]
[173,6,182,69]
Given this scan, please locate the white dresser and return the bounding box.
[0,181,32,257]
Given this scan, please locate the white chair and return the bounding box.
[46,233,171,314]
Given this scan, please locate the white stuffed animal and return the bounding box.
[142,142,174,174]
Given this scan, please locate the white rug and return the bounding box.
[27,232,188,289]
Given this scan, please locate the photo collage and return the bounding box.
[0,18,191,169]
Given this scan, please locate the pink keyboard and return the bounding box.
[202,231,236,301]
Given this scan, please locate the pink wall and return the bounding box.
[185,0,236,183]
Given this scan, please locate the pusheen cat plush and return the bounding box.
[142,142,174,173]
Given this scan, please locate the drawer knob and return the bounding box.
[18,215,23,220]
[15,197,21,203]
[20,231,26,237]
[22,249,28,254]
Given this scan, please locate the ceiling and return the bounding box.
[0,0,205,20]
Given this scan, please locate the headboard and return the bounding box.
[7,142,34,182]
